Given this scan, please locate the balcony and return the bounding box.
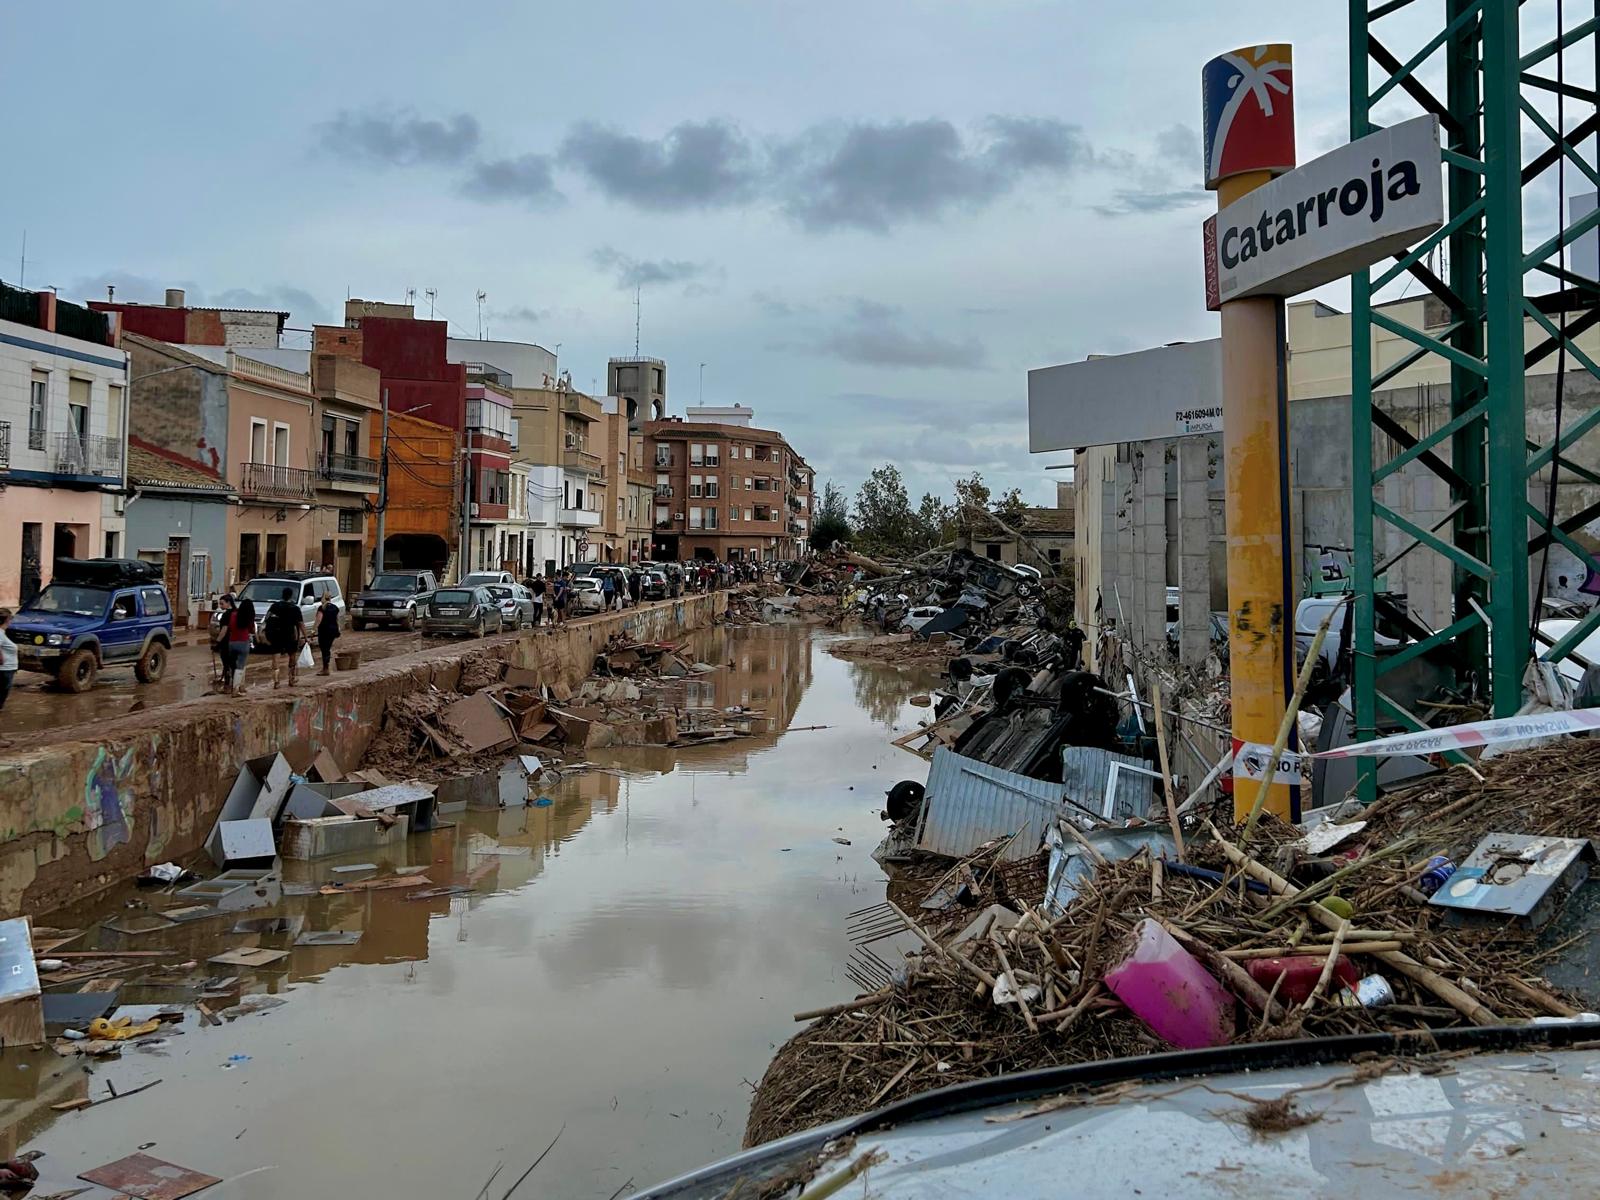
[654,483,673,498]
[52,432,122,479]
[240,461,314,502]
[787,493,802,510]
[0,422,9,470]
[655,518,677,530]
[559,508,602,528]
[317,451,380,485]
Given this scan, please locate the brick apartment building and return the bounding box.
[646,406,812,561]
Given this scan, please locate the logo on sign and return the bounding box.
[1202,44,1295,189]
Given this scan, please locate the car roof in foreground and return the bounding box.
[635,1022,1600,1199]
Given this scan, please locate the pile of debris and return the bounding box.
[749,730,1600,1147]
[829,632,960,669]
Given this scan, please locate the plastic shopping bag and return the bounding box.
[297,642,313,669]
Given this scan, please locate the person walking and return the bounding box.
[264,586,306,689]
[530,574,546,626]
[226,596,256,694]
[601,571,616,613]
[553,572,569,623]
[314,591,341,675]
[211,593,237,692]
[0,609,16,739]
[629,569,644,608]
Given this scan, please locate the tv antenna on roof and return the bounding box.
[476,290,487,340]
[425,288,436,319]
[634,286,641,356]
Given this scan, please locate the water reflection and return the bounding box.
[845,652,942,727]
[15,622,934,1198]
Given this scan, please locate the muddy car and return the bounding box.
[420,586,503,638]
[10,558,174,693]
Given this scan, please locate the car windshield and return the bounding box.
[370,574,417,590]
[462,574,500,585]
[434,590,473,603]
[240,579,297,605]
[24,585,109,617]
[486,586,512,599]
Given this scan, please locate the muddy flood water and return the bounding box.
[11,622,936,1198]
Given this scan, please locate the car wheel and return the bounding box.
[402,609,416,632]
[476,617,486,638]
[57,649,98,693]
[351,617,367,632]
[134,641,168,683]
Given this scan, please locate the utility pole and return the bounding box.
[460,442,473,583]
[699,362,705,405]
[373,387,389,578]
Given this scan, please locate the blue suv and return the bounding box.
[11,558,175,693]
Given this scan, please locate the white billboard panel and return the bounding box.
[1027,339,1221,453]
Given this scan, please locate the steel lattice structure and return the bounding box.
[1348,0,1600,799]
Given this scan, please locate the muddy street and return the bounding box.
[11,623,935,1198]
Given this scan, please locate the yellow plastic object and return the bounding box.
[1321,896,1354,920]
[87,1016,162,1041]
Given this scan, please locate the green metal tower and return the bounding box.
[1348,1,1600,799]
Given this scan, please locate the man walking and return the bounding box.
[531,574,546,625]
[264,586,306,689]
[600,571,616,613]
[0,609,16,740]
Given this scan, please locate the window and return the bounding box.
[141,587,170,617]
[746,508,754,522]
[655,444,670,466]
[238,533,260,581]
[689,506,703,529]
[744,477,753,491]
[321,413,336,459]
[338,510,360,534]
[705,507,718,529]
[104,531,120,558]
[617,497,624,521]
[729,507,738,523]
[689,475,704,497]
[189,551,210,597]
[344,421,359,459]
[107,385,123,441]
[652,366,664,391]
[1048,548,1062,565]
[250,419,267,463]
[28,372,47,450]
[986,543,1003,561]
[272,423,290,466]
[656,505,669,523]
[705,444,720,466]
[704,477,719,498]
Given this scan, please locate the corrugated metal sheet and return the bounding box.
[1061,746,1156,821]
[915,748,1067,861]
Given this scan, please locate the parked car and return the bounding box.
[900,605,946,633]
[568,577,606,614]
[1295,594,1403,672]
[420,587,503,638]
[461,570,517,589]
[233,572,346,646]
[486,584,536,628]
[589,565,634,606]
[642,569,668,601]
[10,558,174,693]
[350,570,437,630]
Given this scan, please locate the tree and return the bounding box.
[915,492,954,547]
[853,465,917,555]
[809,480,851,551]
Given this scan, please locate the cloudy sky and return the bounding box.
[3,2,1431,507]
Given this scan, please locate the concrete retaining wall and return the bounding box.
[0,593,727,917]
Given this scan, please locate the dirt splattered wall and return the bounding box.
[0,593,728,916]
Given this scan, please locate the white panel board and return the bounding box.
[1028,339,1221,452]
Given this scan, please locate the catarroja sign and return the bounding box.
[1204,115,1443,310]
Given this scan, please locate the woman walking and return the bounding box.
[225,595,256,694]
[315,592,341,675]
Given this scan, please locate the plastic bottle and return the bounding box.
[1418,856,1456,897]
[1103,918,1234,1048]
[1246,955,1360,1005]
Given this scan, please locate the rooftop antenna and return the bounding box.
[634,286,641,356]
[476,290,487,340]
[405,287,416,307]
[425,288,436,319]
[107,285,115,302]
[18,230,25,288]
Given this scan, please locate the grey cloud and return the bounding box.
[317,109,480,166]
[1154,124,1201,173]
[780,117,1089,232]
[591,246,717,291]
[560,120,756,210]
[1093,188,1207,217]
[467,154,561,206]
[65,272,181,306]
[808,299,985,369]
[211,286,333,325]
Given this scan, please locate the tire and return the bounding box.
[134,640,168,684]
[57,649,98,693]
[402,609,416,632]
[992,666,1033,711]
[351,617,367,632]
[476,617,486,638]
[885,780,926,823]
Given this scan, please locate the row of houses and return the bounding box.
[0,283,813,618]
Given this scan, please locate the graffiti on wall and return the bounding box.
[82,744,136,862]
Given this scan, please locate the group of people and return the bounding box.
[211,587,342,693]
[522,571,576,626]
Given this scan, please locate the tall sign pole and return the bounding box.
[1202,44,1299,822]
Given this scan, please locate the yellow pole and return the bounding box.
[1201,42,1298,823]
[1219,172,1294,823]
